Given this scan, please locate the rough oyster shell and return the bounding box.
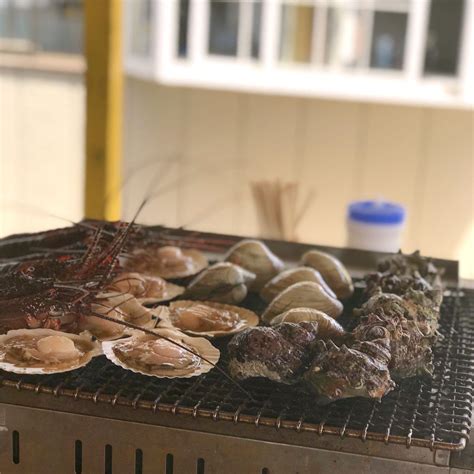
[261,281,343,324]
[301,250,354,299]
[260,266,335,303]
[125,246,208,279]
[163,300,259,338]
[0,329,102,375]
[102,328,220,378]
[108,272,184,305]
[224,239,284,291]
[184,262,256,304]
[270,308,346,341]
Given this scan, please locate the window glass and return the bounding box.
[424,0,464,76]
[0,0,83,54]
[177,0,189,58]
[279,3,314,63]
[129,0,153,57]
[370,11,407,70]
[325,8,367,68]
[250,0,261,59]
[208,0,239,56]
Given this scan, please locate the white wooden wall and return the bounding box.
[0,69,85,235]
[123,78,474,278]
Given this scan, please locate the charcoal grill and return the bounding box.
[0,228,473,474]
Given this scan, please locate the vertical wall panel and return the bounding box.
[297,99,361,246]
[361,105,424,252]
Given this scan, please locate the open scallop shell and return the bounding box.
[0,329,102,375]
[260,267,336,303]
[270,308,346,341]
[107,272,184,305]
[102,328,220,378]
[164,300,259,338]
[224,240,284,291]
[184,262,256,304]
[261,281,344,324]
[301,250,354,299]
[125,246,208,280]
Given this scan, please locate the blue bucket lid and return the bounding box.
[348,200,406,225]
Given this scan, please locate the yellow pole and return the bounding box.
[84,0,122,220]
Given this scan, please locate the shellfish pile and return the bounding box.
[0,222,443,404]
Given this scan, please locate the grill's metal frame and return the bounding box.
[0,228,472,473]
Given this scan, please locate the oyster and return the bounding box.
[102,328,220,378]
[260,267,335,303]
[261,281,343,324]
[270,308,346,342]
[184,262,256,304]
[125,245,208,279]
[228,323,318,384]
[0,329,101,374]
[224,240,284,291]
[164,300,258,338]
[301,250,354,299]
[303,339,394,402]
[107,272,184,304]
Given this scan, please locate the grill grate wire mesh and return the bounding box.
[0,230,473,451]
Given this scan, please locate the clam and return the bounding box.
[224,240,284,291]
[0,329,101,374]
[270,308,346,341]
[261,281,343,324]
[260,267,335,303]
[301,250,354,299]
[163,300,259,338]
[102,328,220,378]
[184,262,256,304]
[107,272,184,304]
[125,245,208,279]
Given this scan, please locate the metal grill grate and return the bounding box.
[1,285,473,451]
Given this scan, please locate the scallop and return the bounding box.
[107,272,184,304]
[301,250,354,299]
[184,262,256,304]
[163,300,259,338]
[224,240,284,291]
[125,245,208,279]
[102,328,220,378]
[0,329,101,374]
[260,267,336,303]
[261,281,343,324]
[270,308,346,341]
[77,301,127,341]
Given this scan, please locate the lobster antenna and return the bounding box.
[89,310,255,401]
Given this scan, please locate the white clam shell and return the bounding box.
[224,240,284,291]
[0,329,102,375]
[301,250,354,299]
[163,300,259,338]
[260,266,336,303]
[261,281,344,324]
[102,328,220,378]
[184,262,256,304]
[270,307,346,341]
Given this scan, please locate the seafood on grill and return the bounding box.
[304,339,394,402]
[0,329,101,374]
[259,266,336,303]
[102,328,220,378]
[261,281,343,324]
[183,262,256,304]
[301,250,354,299]
[270,308,346,342]
[224,240,284,291]
[162,300,259,338]
[124,245,208,280]
[107,272,184,304]
[228,322,319,384]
